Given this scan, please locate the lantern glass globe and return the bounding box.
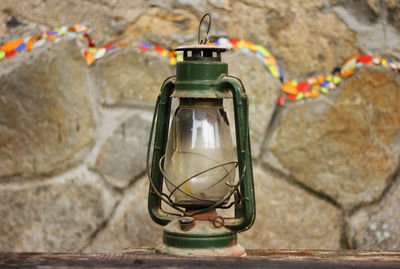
[164,103,236,208]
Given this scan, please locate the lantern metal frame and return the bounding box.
[146,69,255,233]
[146,14,256,255]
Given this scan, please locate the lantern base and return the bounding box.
[155,217,246,257]
[156,242,246,257]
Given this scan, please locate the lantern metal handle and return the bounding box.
[220,75,256,232]
[147,76,182,226]
[198,13,211,45]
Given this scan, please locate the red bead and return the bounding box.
[277,94,285,105]
[357,54,373,64]
[5,50,16,58]
[138,45,149,51]
[103,42,114,50]
[84,33,95,48]
[296,82,310,93]
[228,39,240,45]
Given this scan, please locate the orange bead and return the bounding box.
[1,38,23,52]
[311,89,319,98]
[342,69,354,78]
[86,52,95,66]
[266,55,276,65]
[282,81,297,95]
[26,35,38,51]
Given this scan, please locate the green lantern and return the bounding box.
[147,14,255,256]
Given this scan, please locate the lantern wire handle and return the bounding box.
[198,13,211,44]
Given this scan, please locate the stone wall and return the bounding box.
[0,0,399,251]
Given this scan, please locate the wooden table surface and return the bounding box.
[0,249,399,268]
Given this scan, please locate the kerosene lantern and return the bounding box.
[147,14,255,256]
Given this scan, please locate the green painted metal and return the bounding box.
[171,61,231,99]
[161,220,236,249]
[179,98,222,108]
[147,56,256,232]
[221,76,256,232]
[148,76,176,226]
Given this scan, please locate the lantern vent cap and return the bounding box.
[175,13,229,61]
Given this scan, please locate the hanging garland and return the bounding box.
[0,24,88,59]
[0,24,399,106]
[277,55,400,105]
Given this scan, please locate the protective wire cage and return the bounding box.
[146,95,248,218]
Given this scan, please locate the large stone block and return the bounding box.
[0,39,94,180]
[220,0,359,77]
[224,51,281,158]
[331,0,400,59]
[239,166,341,249]
[86,166,341,251]
[0,0,148,41]
[262,67,400,210]
[0,174,116,251]
[124,7,198,40]
[94,113,152,188]
[92,47,173,106]
[349,176,400,249]
[85,176,162,252]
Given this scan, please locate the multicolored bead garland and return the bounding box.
[211,38,284,82]
[83,41,184,66]
[1,23,399,106]
[82,37,285,83]
[0,24,88,60]
[277,55,400,105]
[0,24,284,78]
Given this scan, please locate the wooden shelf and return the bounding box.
[0,249,399,268]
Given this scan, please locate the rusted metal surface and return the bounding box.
[0,249,400,268]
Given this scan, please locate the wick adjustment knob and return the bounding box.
[179,216,195,231]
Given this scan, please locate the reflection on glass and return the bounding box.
[164,102,236,208]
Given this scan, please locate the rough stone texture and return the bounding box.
[240,166,341,249]
[0,39,94,179]
[262,67,400,210]
[0,174,117,252]
[86,166,341,251]
[219,0,359,77]
[85,177,162,252]
[0,13,44,44]
[94,113,152,188]
[92,47,173,106]
[387,0,400,30]
[0,0,148,41]
[124,7,198,42]
[0,0,399,252]
[331,0,400,60]
[224,51,281,157]
[348,176,400,250]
